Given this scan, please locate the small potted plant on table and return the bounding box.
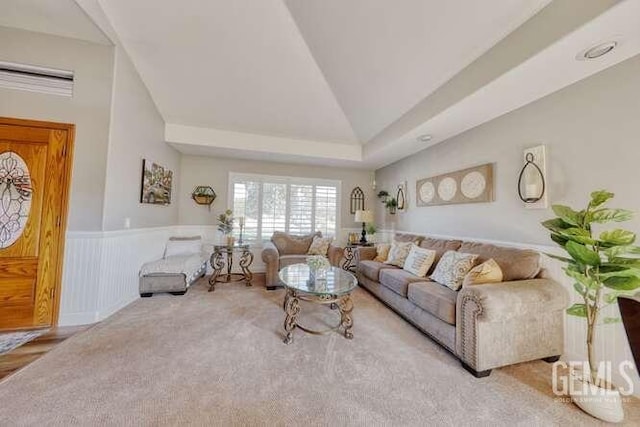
[217,209,235,246]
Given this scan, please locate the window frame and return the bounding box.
[227,172,342,245]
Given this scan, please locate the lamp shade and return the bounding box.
[355,210,374,223]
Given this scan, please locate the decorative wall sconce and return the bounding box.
[191,186,217,208]
[517,145,547,209]
[396,182,406,212]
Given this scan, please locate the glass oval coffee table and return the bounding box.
[279,263,357,344]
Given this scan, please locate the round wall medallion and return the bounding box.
[419,181,435,204]
[461,171,486,199]
[0,151,33,249]
[438,177,457,201]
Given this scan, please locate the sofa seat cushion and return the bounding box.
[408,281,458,325]
[379,268,425,297]
[140,254,207,279]
[358,260,398,282]
[459,241,541,281]
[279,255,310,269]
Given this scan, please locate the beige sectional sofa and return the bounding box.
[356,233,568,377]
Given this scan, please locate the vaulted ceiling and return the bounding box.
[4,1,640,168]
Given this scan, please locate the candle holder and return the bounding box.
[517,152,545,203]
[237,217,245,244]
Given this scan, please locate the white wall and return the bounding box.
[0,26,114,231]
[375,54,640,243]
[102,47,181,230]
[178,155,375,242]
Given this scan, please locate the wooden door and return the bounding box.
[0,118,74,330]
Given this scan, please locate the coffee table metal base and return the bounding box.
[283,288,353,344]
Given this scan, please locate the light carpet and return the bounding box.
[0,329,48,355]
[0,279,638,426]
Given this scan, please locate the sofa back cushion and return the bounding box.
[272,231,321,255]
[458,241,541,281]
[394,233,423,244]
[419,238,463,274]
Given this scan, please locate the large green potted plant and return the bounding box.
[542,190,640,422]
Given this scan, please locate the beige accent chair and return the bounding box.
[356,233,568,377]
[262,231,343,290]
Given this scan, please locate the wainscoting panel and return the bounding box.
[59,226,360,326]
[59,227,174,327]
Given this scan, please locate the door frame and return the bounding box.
[0,117,75,328]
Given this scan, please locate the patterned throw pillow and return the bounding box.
[430,251,479,291]
[307,236,333,256]
[374,243,391,262]
[462,258,503,286]
[403,244,437,277]
[384,241,413,267]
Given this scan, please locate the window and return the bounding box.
[230,173,340,243]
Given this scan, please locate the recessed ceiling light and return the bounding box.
[577,41,617,60]
[417,134,432,142]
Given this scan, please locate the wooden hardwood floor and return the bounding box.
[0,325,90,381]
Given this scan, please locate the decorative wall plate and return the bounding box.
[416,163,494,207]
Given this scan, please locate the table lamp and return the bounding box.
[354,210,374,244]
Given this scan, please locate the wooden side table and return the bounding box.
[208,244,253,292]
[341,242,374,271]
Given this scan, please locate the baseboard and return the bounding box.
[58,311,99,326]
[97,294,139,322]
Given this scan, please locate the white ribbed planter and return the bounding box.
[570,370,624,423]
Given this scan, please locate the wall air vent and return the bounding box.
[0,61,74,97]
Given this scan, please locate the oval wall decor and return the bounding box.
[0,151,33,248]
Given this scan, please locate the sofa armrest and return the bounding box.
[327,245,343,267]
[456,279,568,373]
[261,241,279,263]
[261,241,280,288]
[457,279,569,323]
[355,246,377,263]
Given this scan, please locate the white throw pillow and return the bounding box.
[403,244,436,277]
[384,241,413,267]
[164,236,202,258]
[430,251,479,291]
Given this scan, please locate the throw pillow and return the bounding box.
[164,236,202,258]
[384,241,413,267]
[307,235,333,256]
[374,243,391,262]
[403,244,436,277]
[430,251,479,291]
[462,258,504,286]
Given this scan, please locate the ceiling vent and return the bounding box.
[0,61,74,97]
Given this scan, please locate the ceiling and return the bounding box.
[0,0,110,44]
[2,1,640,169]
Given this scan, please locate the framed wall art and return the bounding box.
[140,159,173,205]
[416,163,494,207]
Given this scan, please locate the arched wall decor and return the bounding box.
[350,186,365,214]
